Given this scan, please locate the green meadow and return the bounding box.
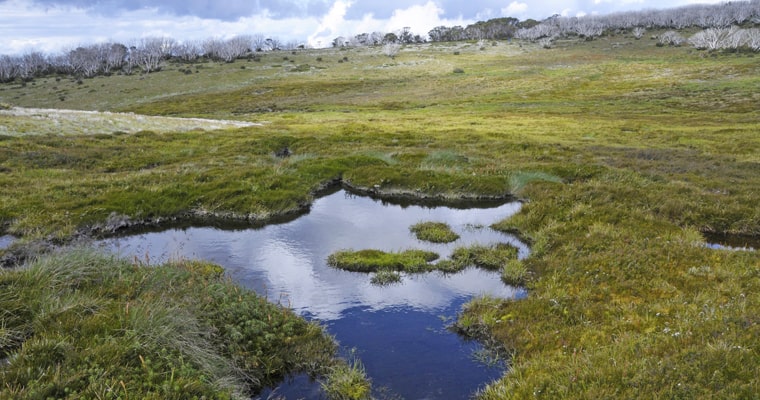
[1,32,759,398]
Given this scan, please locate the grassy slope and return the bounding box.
[0,248,336,399]
[1,33,759,397]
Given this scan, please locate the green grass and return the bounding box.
[450,243,520,271]
[1,32,759,398]
[320,357,372,400]
[410,221,460,243]
[0,248,337,399]
[327,249,439,273]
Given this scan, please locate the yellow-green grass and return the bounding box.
[1,32,759,398]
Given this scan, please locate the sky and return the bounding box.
[0,0,725,55]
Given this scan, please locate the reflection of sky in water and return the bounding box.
[100,190,527,320]
[99,190,527,398]
[0,235,15,250]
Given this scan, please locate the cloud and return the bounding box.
[0,0,323,54]
[307,0,474,47]
[12,0,330,20]
[308,0,353,47]
[386,1,453,32]
[502,1,528,17]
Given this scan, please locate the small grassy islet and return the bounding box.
[328,243,521,285]
[327,249,439,273]
[410,221,460,243]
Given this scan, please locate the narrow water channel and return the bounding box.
[97,189,528,399]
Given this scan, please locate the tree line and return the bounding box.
[511,0,760,44]
[1,1,759,83]
[0,34,297,83]
[338,1,759,47]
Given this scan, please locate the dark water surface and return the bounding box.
[97,190,528,399]
[703,233,759,252]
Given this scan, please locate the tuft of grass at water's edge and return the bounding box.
[320,357,372,400]
[0,247,341,399]
[1,36,759,398]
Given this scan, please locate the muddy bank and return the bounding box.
[81,179,518,238]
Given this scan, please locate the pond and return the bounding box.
[703,233,759,252]
[0,235,16,251]
[97,189,528,399]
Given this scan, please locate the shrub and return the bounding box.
[659,31,685,47]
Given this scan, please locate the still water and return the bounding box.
[98,189,528,399]
[0,235,15,250]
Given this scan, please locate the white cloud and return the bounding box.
[502,2,528,17]
[308,0,353,47]
[307,0,474,47]
[0,0,322,54]
[386,1,444,31]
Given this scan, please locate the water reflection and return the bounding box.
[703,233,759,252]
[101,190,527,320]
[98,189,527,398]
[0,235,15,250]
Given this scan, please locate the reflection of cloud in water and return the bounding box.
[0,235,16,250]
[98,190,526,320]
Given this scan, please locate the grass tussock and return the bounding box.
[451,243,520,271]
[0,248,337,399]
[320,357,372,400]
[327,249,439,273]
[410,221,460,243]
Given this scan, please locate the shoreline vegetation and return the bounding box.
[2,25,759,399]
[0,248,339,399]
